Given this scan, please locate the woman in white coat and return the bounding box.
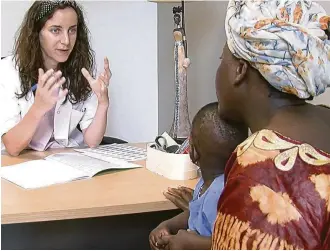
[1,0,111,156]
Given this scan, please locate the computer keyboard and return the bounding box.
[74,144,147,162]
[46,152,142,178]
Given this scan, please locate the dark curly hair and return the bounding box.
[13,0,95,104]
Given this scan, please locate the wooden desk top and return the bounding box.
[1,145,198,224]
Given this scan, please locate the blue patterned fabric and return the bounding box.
[225,0,330,99]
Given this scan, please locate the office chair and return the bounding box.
[1,56,127,145]
[76,125,127,145]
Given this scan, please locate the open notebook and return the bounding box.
[1,152,142,189]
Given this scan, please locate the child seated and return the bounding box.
[149,102,247,250]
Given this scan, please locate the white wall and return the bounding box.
[185,1,227,118]
[1,0,158,143]
[156,1,227,132]
[157,2,176,134]
[155,1,228,125]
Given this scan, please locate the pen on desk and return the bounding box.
[175,138,190,154]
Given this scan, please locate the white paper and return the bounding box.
[46,152,140,177]
[1,159,87,189]
[1,152,142,189]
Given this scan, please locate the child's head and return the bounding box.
[190,102,247,172]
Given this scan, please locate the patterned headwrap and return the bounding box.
[37,0,77,22]
[225,0,330,99]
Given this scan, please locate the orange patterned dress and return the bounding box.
[211,129,330,250]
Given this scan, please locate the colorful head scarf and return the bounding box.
[225,0,330,99]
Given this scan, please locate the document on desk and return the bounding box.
[1,152,142,189]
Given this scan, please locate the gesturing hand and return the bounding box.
[81,57,112,106]
[33,68,68,115]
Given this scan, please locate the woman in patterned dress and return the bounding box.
[211,0,330,249]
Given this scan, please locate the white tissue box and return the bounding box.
[146,144,200,180]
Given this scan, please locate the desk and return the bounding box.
[1,145,198,249]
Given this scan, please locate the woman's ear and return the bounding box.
[234,60,249,86]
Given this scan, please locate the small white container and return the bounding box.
[145,144,200,180]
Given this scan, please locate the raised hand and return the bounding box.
[33,68,68,115]
[81,57,111,106]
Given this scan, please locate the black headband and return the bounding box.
[36,0,77,22]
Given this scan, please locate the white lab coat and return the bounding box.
[0,56,98,150]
